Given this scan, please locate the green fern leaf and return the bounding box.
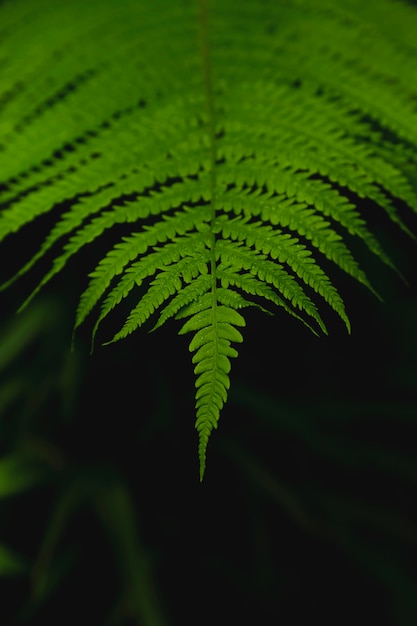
[178,302,245,480]
[1,0,416,478]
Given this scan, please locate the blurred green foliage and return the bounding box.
[0,251,416,626]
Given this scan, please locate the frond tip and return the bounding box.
[178,299,245,480]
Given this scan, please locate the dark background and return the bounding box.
[0,202,417,626]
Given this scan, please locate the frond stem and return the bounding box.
[199,0,217,302]
[199,0,219,480]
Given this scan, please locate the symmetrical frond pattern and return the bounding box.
[1,0,416,479]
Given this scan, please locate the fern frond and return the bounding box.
[88,230,211,345]
[220,86,417,238]
[178,302,245,481]
[217,187,378,293]
[151,274,213,332]
[216,267,320,335]
[105,252,210,344]
[1,0,416,478]
[217,227,351,331]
